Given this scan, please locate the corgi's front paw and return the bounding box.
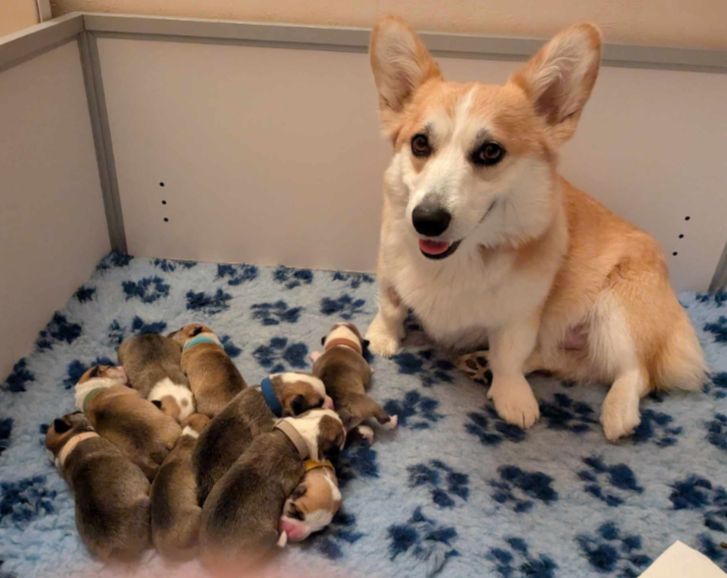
[366,316,401,358]
[488,376,540,429]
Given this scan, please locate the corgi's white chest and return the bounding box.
[387,240,550,350]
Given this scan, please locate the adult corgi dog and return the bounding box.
[365,17,705,441]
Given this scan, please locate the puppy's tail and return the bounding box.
[652,308,707,391]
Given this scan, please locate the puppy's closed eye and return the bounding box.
[287,503,305,521]
[291,395,309,416]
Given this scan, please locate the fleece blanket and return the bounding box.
[1,252,725,578]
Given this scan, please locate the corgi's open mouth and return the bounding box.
[419,239,462,259]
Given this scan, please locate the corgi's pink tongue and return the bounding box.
[419,240,450,255]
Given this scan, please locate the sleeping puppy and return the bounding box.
[151,413,210,562]
[46,412,151,562]
[199,409,345,572]
[279,459,342,543]
[118,333,195,422]
[193,371,332,505]
[75,365,181,479]
[168,323,246,417]
[312,323,397,442]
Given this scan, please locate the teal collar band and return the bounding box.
[183,335,220,352]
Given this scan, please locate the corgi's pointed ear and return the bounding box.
[509,23,601,145]
[370,17,441,126]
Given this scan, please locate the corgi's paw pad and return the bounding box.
[457,351,492,385]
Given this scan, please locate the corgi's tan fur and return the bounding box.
[366,17,705,441]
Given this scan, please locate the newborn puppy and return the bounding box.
[46,412,150,562]
[168,323,246,417]
[312,323,397,442]
[118,333,195,422]
[75,365,181,479]
[193,371,332,505]
[279,459,342,543]
[151,413,210,562]
[199,409,345,571]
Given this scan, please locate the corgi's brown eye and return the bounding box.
[472,142,505,166]
[411,134,431,158]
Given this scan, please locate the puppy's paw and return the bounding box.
[456,351,492,385]
[356,425,375,444]
[382,414,398,430]
[488,376,540,429]
[365,323,401,358]
[600,389,640,442]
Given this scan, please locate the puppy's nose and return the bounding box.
[412,203,451,236]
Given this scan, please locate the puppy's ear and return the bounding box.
[151,400,163,410]
[190,324,204,337]
[509,23,601,145]
[317,417,346,462]
[370,17,442,136]
[89,365,101,378]
[53,418,71,434]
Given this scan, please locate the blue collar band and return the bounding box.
[183,335,220,352]
[260,376,283,417]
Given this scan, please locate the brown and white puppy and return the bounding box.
[74,365,181,479]
[118,333,195,422]
[151,413,210,562]
[193,371,332,505]
[312,323,397,442]
[199,409,345,571]
[46,412,151,562]
[168,323,246,417]
[279,459,342,543]
[365,17,705,441]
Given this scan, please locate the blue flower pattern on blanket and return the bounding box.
[392,349,455,387]
[152,257,196,273]
[320,294,366,320]
[408,460,469,509]
[216,264,258,285]
[122,276,170,303]
[669,475,727,533]
[577,522,652,577]
[540,392,598,433]
[466,405,527,446]
[490,466,558,513]
[0,476,56,528]
[388,507,459,575]
[337,444,379,489]
[252,337,307,372]
[0,252,726,577]
[306,510,363,560]
[250,300,302,326]
[2,359,34,393]
[486,537,558,578]
[706,413,727,452]
[185,288,232,314]
[384,390,443,430]
[578,456,643,507]
[273,265,313,289]
[36,313,81,351]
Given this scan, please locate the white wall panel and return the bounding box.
[98,37,727,290]
[0,41,109,379]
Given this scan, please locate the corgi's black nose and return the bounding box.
[412,203,451,236]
